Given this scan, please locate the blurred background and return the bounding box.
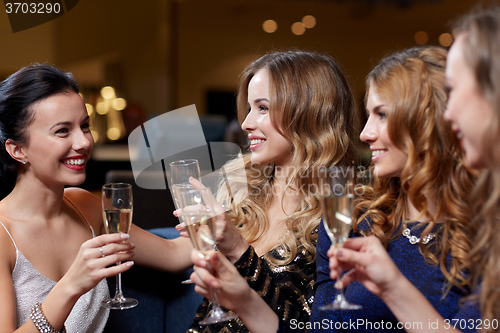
[0,0,483,193]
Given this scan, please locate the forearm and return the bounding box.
[382,276,460,333]
[26,278,80,332]
[129,225,193,273]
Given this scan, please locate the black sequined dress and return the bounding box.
[187,241,316,333]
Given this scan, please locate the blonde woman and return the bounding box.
[187,50,359,333]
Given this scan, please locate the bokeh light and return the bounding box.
[107,127,121,140]
[101,86,116,99]
[439,33,453,47]
[263,19,278,33]
[85,103,94,116]
[96,101,109,115]
[302,15,316,29]
[291,22,306,36]
[414,31,428,44]
[113,98,127,111]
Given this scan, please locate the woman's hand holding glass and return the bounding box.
[328,236,404,298]
[319,167,362,310]
[61,233,134,298]
[169,159,202,284]
[176,177,249,263]
[101,183,138,309]
[190,250,250,311]
[177,186,238,324]
[190,250,280,332]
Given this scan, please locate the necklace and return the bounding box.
[402,225,436,245]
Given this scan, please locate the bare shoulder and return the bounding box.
[64,187,103,234]
[0,228,16,330]
[0,220,16,274]
[64,187,100,203]
[0,215,16,330]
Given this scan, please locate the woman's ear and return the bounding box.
[5,139,27,164]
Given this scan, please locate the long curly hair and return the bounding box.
[220,50,359,265]
[453,7,500,330]
[353,46,477,291]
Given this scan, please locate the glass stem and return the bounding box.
[336,264,345,295]
[211,289,224,315]
[335,242,346,297]
[115,262,124,300]
[206,260,223,315]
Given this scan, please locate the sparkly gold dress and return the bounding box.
[187,241,316,333]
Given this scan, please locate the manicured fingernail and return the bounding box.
[189,176,195,180]
[130,243,135,248]
[126,261,135,267]
[335,280,343,289]
[336,250,343,258]
[121,233,130,239]
[198,253,205,259]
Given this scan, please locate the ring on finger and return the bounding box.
[99,247,105,258]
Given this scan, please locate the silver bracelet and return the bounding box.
[30,302,67,333]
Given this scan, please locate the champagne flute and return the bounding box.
[170,159,201,187]
[170,159,201,284]
[318,167,362,310]
[101,183,138,310]
[169,159,201,226]
[177,186,239,324]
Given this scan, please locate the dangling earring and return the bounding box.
[22,161,26,165]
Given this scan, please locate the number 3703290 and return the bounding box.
[5,3,61,14]
[444,319,499,330]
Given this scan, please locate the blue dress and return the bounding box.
[278,218,480,332]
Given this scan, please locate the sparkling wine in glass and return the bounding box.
[319,167,362,310]
[170,159,201,284]
[101,183,138,310]
[177,186,238,324]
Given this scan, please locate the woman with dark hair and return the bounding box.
[0,64,199,333]
[186,50,359,333]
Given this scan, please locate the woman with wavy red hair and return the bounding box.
[324,8,500,333]
[309,45,478,332]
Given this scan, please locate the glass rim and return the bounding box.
[169,159,199,167]
[102,183,132,189]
